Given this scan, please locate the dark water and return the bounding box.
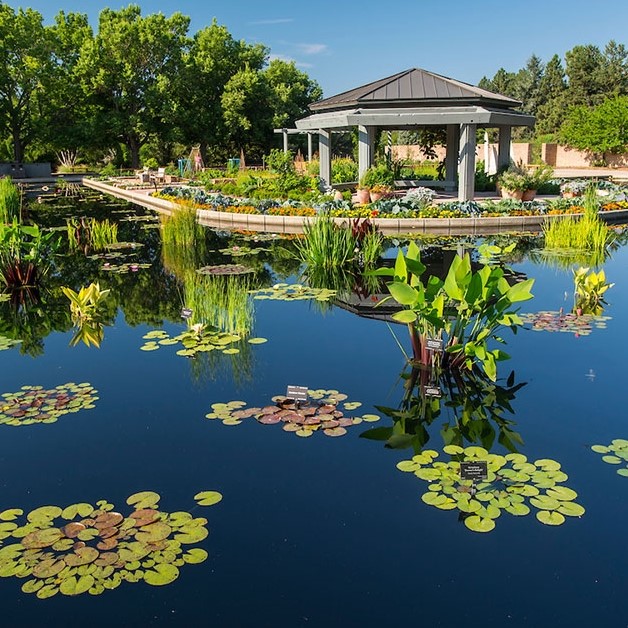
[2,200,628,627]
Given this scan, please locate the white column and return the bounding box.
[319,130,331,186]
[358,125,375,182]
[497,126,512,171]
[307,133,313,162]
[458,123,477,201]
[282,128,289,153]
[445,124,460,183]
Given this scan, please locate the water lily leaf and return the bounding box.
[323,427,347,437]
[65,546,99,566]
[143,563,179,586]
[174,525,208,544]
[0,509,23,521]
[464,516,495,533]
[60,574,95,596]
[193,491,223,507]
[557,502,585,517]
[36,584,59,599]
[21,579,44,594]
[536,510,565,526]
[421,493,448,506]
[443,445,464,455]
[61,503,94,520]
[546,486,578,501]
[22,528,63,549]
[530,496,561,511]
[361,414,380,423]
[182,548,208,564]
[534,459,561,471]
[32,558,66,578]
[591,445,610,454]
[464,446,488,458]
[505,503,530,516]
[140,343,160,351]
[602,455,622,464]
[247,338,267,344]
[126,491,160,510]
[27,506,62,523]
[396,461,420,473]
[616,468,628,477]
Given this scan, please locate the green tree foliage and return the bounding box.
[0,5,52,162]
[561,95,628,154]
[78,5,190,168]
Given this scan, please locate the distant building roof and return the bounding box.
[310,68,521,112]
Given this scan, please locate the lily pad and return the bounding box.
[464,516,496,533]
[193,491,223,507]
[536,510,566,526]
[143,563,179,586]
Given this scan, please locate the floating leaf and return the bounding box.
[126,492,160,510]
[143,563,179,586]
[247,338,267,344]
[60,574,95,596]
[193,491,223,507]
[182,548,208,564]
[464,516,496,533]
[536,510,566,526]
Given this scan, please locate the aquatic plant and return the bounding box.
[139,328,262,358]
[573,266,613,315]
[294,215,356,268]
[591,439,628,476]
[397,446,584,532]
[250,283,336,302]
[62,283,110,322]
[197,264,255,276]
[205,389,379,438]
[0,177,21,224]
[0,334,21,351]
[0,490,221,597]
[373,242,534,380]
[0,383,97,426]
[520,310,610,335]
[66,218,118,251]
[184,271,254,335]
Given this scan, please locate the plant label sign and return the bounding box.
[422,385,442,398]
[426,338,443,352]
[181,308,193,319]
[286,385,308,403]
[460,461,488,481]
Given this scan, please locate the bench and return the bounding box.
[394,179,457,192]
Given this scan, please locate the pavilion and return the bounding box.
[293,68,535,201]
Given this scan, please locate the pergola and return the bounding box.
[294,68,535,201]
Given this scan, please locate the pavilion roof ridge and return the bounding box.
[310,68,521,112]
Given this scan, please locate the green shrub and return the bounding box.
[0,177,21,224]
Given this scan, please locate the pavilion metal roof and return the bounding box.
[310,68,521,112]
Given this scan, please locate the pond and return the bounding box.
[1,193,628,627]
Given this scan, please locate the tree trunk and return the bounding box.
[127,135,141,170]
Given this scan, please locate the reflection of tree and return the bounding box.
[364,366,525,454]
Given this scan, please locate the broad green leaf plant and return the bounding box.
[374,242,534,380]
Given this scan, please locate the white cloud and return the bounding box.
[296,43,327,55]
[296,62,314,69]
[249,18,294,25]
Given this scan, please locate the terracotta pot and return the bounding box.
[561,191,580,199]
[500,188,524,200]
[521,189,537,202]
[355,188,370,204]
[369,191,385,202]
[333,190,344,201]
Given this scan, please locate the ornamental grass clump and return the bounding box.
[543,186,613,255]
[294,214,356,268]
[0,177,21,224]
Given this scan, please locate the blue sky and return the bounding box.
[8,0,628,97]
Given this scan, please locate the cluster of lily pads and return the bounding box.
[196,264,255,276]
[0,383,98,427]
[86,242,151,274]
[520,310,610,335]
[205,389,380,438]
[397,446,585,532]
[591,439,628,476]
[250,283,337,302]
[140,328,266,357]
[215,245,269,257]
[0,335,21,351]
[0,490,222,598]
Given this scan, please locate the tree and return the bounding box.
[178,19,267,163]
[565,44,605,106]
[561,95,628,155]
[79,5,190,168]
[0,5,52,162]
[599,40,628,95]
[535,54,568,135]
[221,65,274,160]
[264,59,322,128]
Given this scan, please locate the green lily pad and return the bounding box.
[126,491,160,510]
[464,516,496,533]
[193,491,223,507]
[602,455,623,464]
[536,510,566,526]
[182,548,208,564]
[557,502,585,517]
[60,574,95,596]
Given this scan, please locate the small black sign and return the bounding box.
[422,385,442,398]
[425,338,443,352]
[286,385,308,402]
[181,308,193,319]
[460,461,488,481]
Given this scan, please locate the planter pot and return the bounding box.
[521,189,537,202]
[369,191,385,202]
[333,190,344,201]
[501,188,524,201]
[561,191,581,199]
[355,188,370,204]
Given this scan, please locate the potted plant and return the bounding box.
[497,168,528,200]
[522,163,554,201]
[355,185,371,204]
[369,184,394,202]
[560,180,588,198]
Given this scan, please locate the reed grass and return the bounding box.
[88,218,118,250]
[161,207,207,279]
[0,178,21,224]
[294,215,355,268]
[183,270,254,335]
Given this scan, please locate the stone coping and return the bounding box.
[83,177,628,236]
